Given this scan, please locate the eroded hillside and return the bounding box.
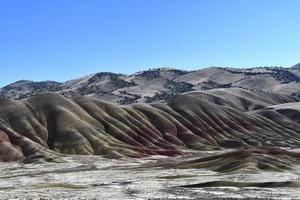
[0,88,300,164]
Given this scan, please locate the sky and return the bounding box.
[0,0,300,86]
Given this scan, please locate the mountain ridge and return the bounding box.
[2,65,300,104]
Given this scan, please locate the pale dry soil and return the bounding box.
[1,151,300,200]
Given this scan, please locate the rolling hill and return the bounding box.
[2,65,300,103]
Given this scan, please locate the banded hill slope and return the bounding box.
[1,88,300,165]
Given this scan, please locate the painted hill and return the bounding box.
[1,88,300,163]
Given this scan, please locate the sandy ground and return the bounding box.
[1,152,300,200]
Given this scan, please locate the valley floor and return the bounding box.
[1,150,300,200]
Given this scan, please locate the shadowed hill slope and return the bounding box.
[0,89,300,162]
[253,102,300,124]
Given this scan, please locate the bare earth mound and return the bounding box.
[176,146,300,172]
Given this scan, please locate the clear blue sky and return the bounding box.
[0,0,300,86]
